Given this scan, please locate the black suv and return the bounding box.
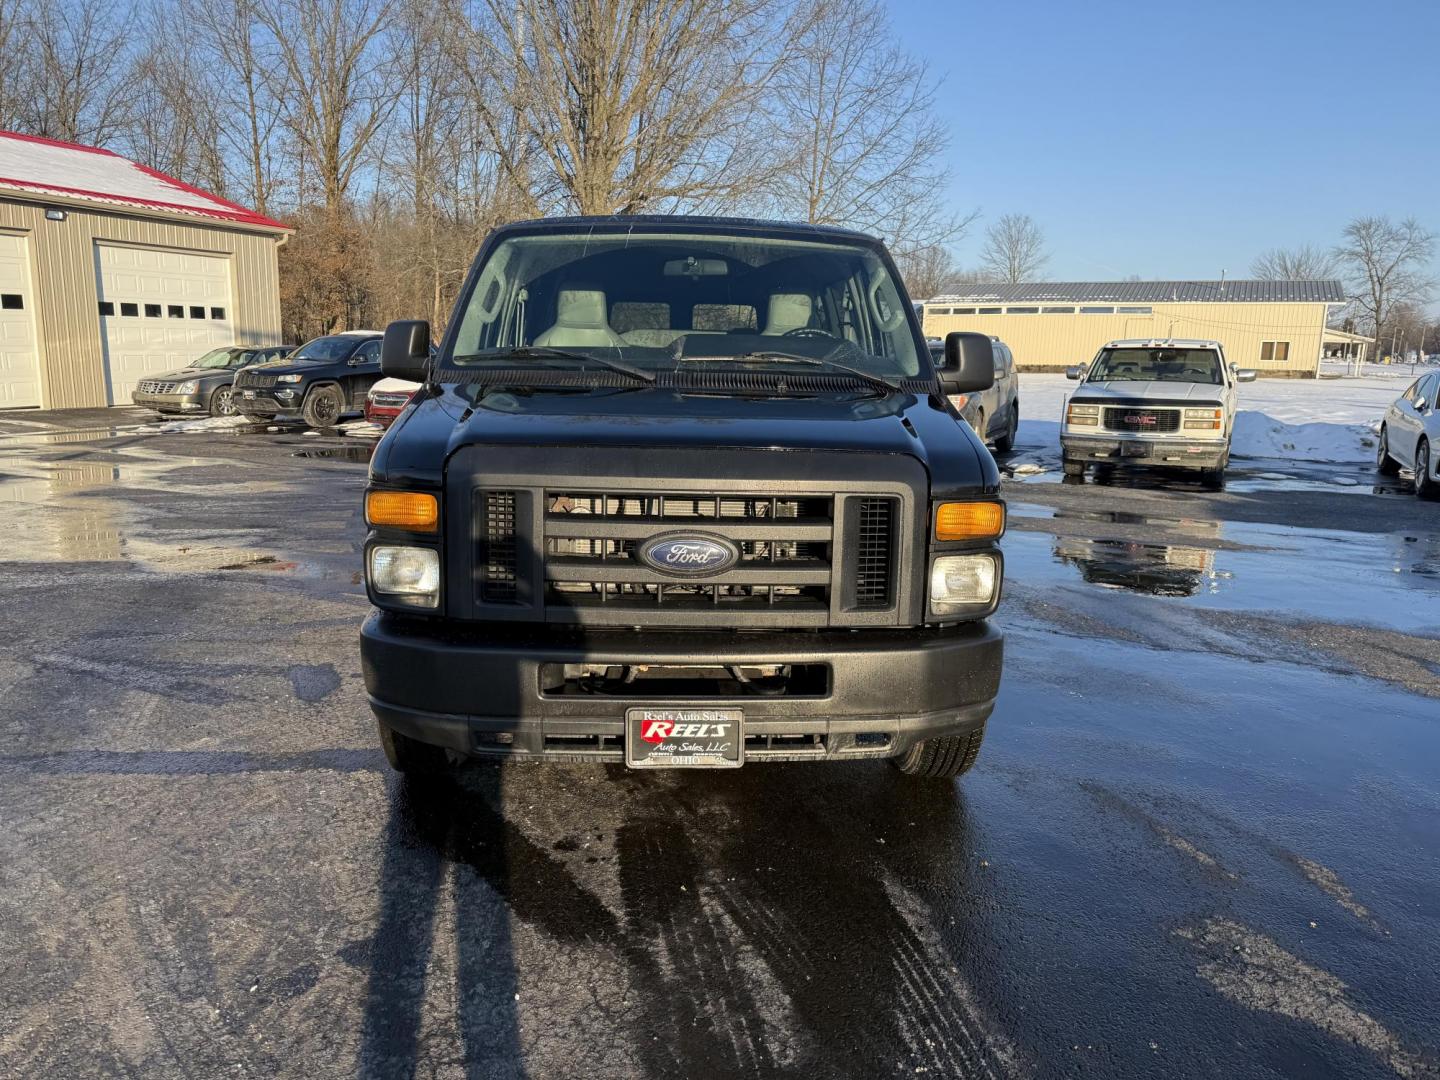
[132,345,292,417]
[361,216,1004,781]
[234,332,383,426]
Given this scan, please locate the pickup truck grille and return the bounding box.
[235,372,277,388]
[453,447,923,628]
[1103,406,1181,433]
[137,380,175,394]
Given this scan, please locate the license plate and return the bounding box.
[625,707,743,769]
[1121,441,1148,457]
[242,390,256,399]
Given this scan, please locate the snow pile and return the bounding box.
[1231,412,1378,463]
[339,420,385,438]
[149,414,255,434]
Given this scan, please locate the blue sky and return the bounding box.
[890,0,1440,286]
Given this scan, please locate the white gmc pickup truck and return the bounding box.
[1060,338,1256,487]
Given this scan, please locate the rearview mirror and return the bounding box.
[1065,366,1085,380]
[938,331,995,394]
[382,320,431,382]
[1236,368,1258,383]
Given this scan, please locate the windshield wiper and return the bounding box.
[680,350,902,394]
[452,346,655,383]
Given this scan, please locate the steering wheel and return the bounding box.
[783,327,834,339]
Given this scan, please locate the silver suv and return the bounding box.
[929,336,1019,451]
[1060,338,1256,486]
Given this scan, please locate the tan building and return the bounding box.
[921,280,1348,377]
[0,130,289,410]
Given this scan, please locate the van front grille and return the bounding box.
[481,491,518,602]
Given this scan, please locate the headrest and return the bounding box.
[555,288,608,330]
[766,293,812,331]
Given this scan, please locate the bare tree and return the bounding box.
[0,0,26,130]
[1335,215,1435,338]
[1251,244,1340,281]
[769,0,973,259]
[15,0,135,143]
[979,214,1048,283]
[478,0,796,215]
[894,245,965,301]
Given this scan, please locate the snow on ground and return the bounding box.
[1016,371,1428,466]
[340,419,384,438]
[147,414,255,434]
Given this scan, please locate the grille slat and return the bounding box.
[481,491,518,602]
[1102,407,1181,433]
[236,372,278,388]
[137,380,174,394]
[854,497,896,609]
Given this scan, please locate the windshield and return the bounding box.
[446,230,924,381]
[190,348,238,370]
[292,336,363,363]
[1089,347,1223,384]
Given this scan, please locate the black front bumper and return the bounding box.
[361,614,1003,763]
[235,389,302,420]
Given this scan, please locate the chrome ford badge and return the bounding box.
[639,533,740,576]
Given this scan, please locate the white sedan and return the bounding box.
[1378,370,1440,498]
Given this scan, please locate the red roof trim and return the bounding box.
[0,129,120,157]
[127,160,276,221]
[0,175,288,231]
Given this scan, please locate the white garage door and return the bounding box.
[95,243,235,405]
[0,233,42,408]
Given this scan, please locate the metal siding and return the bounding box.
[923,301,1330,375]
[0,197,281,408]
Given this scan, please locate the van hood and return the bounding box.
[371,383,998,497]
[1072,381,1225,404]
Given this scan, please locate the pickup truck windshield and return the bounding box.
[1089,347,1223,385]
[447,231,924,380]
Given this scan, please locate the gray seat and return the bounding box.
[762,293,813,336]
[535,288,625,348]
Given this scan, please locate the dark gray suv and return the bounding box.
[929,336,1019,451]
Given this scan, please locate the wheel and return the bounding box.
[1062,457,1085,477]
[890,725,986,779]
[1200,468,1226,490]
[1417,440,1437,500]
[302,384,345,427]
[377,719,447,774]
[1377,427,1400,475]
[208,384,237,417]
[994,404,1017,452]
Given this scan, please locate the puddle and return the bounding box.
[1053,536,1225,597]
[290,446,374,462]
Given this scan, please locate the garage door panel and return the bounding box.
[95,243,234,405]
[0,234,42,408]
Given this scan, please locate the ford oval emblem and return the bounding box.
[639,533,740,576]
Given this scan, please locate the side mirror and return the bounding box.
[1065,365,1085,380]
[938,331,995,394]
[382,321,430,382]
[1236,369,1258,383]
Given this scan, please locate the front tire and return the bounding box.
[377,720,447,774]
[1417,439,1437,500]
[302,384,345,428]
[1377,427,1400,475]
[890,725,986,779]
[208,384,237,417]
[994,404,1017,452]
[1062,456,1086,477]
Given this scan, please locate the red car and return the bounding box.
[364,377,420,428]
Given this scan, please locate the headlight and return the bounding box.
[175,380,197,394]
[1066,402,1100,426]
[929,554,998,615]
[368,545,440,605]
[277,374,304,383]
[1183,407,1223,431]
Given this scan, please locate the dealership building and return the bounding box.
[921,280,1356,377]
[0,130,288,410]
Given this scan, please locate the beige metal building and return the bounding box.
[921,280,1348,377]
[0,130,288,410]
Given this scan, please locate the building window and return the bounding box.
[977,306,1001,315]
[1261,340,1290,363]
[168,305,184,318]
[121,302,139,317]
[98,301,115,316]
[1042,306,1075,314]
[952,307,977,315]
[144,303,162,317]
[0,293,22,310]
[929,307,953,316]
[189,305,205,319]
[1080,306,1115,314]
[1117,305,1153,314]
[1005,306,1039,315]
[210,306,226,320]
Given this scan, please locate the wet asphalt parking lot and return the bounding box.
[1,407,1438,1080]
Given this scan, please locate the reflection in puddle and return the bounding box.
[1053,536,1226,597]
[1052,507,1223,539]
[290,445,375,462]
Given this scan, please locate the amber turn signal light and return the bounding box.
[934,501,1004,541]
[366,490,438,532]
